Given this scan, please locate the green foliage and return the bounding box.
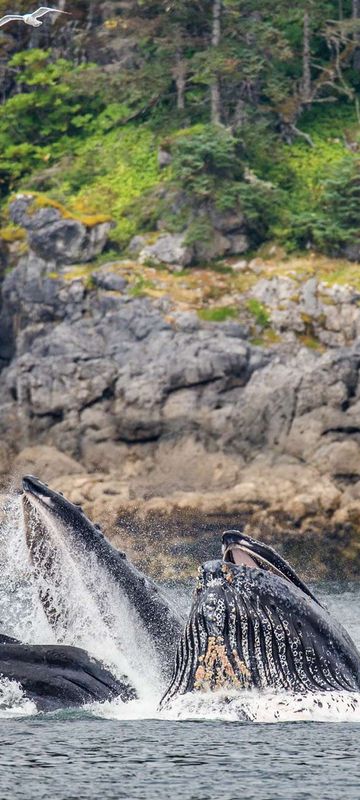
[21,125,162,246]
[128,276,156,296]
[169,124,280,246]
[246,299,271,329]
[171,125,243,199]
[319,157,360,252]
[0,49,104,193]
[0,2,360,261]
[197,306,238,322]
[184,216,213,247]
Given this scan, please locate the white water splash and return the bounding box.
[0,676,37,718]
[0,495,163,698]
[87,688,360,724]
[161,688,360,723]
[0,496,52,643]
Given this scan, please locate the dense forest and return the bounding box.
[0,0,360,261]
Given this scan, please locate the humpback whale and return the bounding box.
[0,633,135,712]
[21,475,184,683]
[161,531,360,708]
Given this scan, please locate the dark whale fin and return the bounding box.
[0,642,136,711]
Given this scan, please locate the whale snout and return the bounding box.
[22,475,54,507]
[22,475,49,494]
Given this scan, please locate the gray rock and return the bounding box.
[128,235,147,256]
[92,271,127,292]
[172,312,200,332]
[193,230,231,262]
[301,277,319,316]
[157,148,172,168]
[9,195,112,264]
[249,276,360,349]
[209,209,245,233]
[139,233,193,267]
[3,233,360,547]
[344,242,360,262]
[227,233,249,255]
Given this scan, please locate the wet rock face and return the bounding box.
[9,195,112,265]
[3,216,360,559]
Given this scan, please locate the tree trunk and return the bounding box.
[302,10,312,104]
[173,37,186,111]
[352,0,360,67]
[211,0,222,124]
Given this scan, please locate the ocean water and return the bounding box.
[0,498,360,799]
[2,714,360,800]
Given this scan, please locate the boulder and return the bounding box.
[9,195,113,264]
[313,440,360,477]
[209,209,246,233]
[127,235,147,256]
[193,230,231,262]
[138,233,193,268]
[157,147,172,168]
[92,270,127,292]
[343,242,360,262]
[227,233,249,255]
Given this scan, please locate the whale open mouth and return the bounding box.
[223,541,288,581]
[221,529,321,606]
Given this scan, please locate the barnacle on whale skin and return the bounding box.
[194,635,251,691]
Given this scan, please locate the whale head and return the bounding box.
[160,549,360,708]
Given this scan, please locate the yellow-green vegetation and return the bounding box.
[246,299,270,329]
[250,329,281,347]
[0,223,26,242]
[25,193,112,228]
[128,276,157,297]
[61,264,96,282]
[297,335,325,352]
[270,105,360,253]
[35,126,163,246]
[197,306,238,322]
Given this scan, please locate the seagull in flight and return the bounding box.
[0,7,70,27]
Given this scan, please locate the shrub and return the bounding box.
[171,124,243,199]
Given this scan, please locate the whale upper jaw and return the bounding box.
[221,529,321,606]
[22,474,84,517]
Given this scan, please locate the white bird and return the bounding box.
[0,7,70,27]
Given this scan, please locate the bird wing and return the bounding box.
[32,7,70,18]
[0,14,24,25]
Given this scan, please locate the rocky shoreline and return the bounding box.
[1,195,360,578]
